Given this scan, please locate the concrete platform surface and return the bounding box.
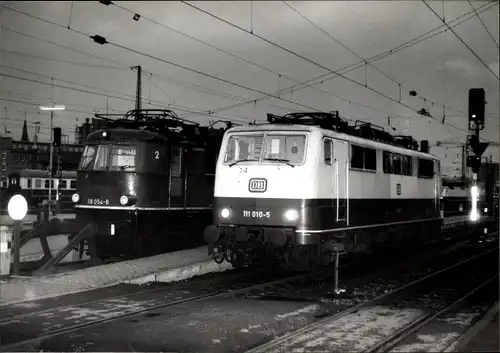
[446,303,499,352]
[0,245,230,307]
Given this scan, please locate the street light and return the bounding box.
[39,105,66,208]
[7,194,28,275]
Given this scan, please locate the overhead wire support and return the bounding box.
[422,0,499,80]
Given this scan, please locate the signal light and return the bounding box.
[468,88,485,127]
[53,127,62,147]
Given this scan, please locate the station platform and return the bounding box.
[447,303,499,352]
[0,214,486,307]
[0,245,231,307]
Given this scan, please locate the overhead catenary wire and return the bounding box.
[0,25,284,110]
[423,0,499,79]
[2,1,494,121]
[280,1,473,121]
[0,4,342,117]
[179,0,497,138]
[110,1,382,114]
[0,72,249,124]
[1,2,497,142]
[467,0,499,49]
[180,1,497,119]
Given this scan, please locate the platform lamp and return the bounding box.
[7,194,28,275]
[39,105,65,213]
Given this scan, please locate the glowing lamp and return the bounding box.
[7,194,28,221]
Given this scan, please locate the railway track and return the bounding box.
[1,225,496,351]
[246,245,499,353]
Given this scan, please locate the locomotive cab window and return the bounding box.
[79,145,96,170]
[224,134,263,164]
[263,134,306,165]
[83,144,136,171]
[324,139,333,165]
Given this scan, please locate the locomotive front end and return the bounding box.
[73,128,169,258]
[204,126,317,267]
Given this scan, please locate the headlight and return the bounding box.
[220,208,230,218]
[284,209,299,221]
[71,193,79,203]
[120,195,129,205]
[484,207,488,213]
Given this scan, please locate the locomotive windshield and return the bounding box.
[79,144,136,171]
[223,133,306,166]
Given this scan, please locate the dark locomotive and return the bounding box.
[72,109,233,259]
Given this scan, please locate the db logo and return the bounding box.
[248,178,267,193]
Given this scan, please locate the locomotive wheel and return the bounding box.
[226,248,245,269]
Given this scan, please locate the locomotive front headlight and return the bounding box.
[120,195,129,205]
[284,209,299,221]
[71,193,79,203]
[220,208,230,219]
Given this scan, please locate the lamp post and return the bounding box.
[7,194,28,275]
[39,105,65,212]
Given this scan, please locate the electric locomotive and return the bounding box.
[72,109,232,259]
[204,112,442,268]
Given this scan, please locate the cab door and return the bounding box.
[333,140,349,226]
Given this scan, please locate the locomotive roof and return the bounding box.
[225,123,438,160]
[85,128,166,144]
[9,168,77,178]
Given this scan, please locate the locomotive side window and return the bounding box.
[350,145,364,169]
[79,145,96,170]
[35,179,42,189]
[364,148,376,171]
[402,155,412,176]
[70,180,76,189]
[393,154,402,175]
[224,134,263,164]
[418,158,434,178]
[171,146,182,177]
[383,151,393,174]
[324,139,333,165]
[27,178,32,189]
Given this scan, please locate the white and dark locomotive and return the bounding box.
[204,112,442,268]
[72,109,232,259]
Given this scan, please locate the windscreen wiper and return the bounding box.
[229,159,257,167]
[119,165,134,170]
[263,158,295,168]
